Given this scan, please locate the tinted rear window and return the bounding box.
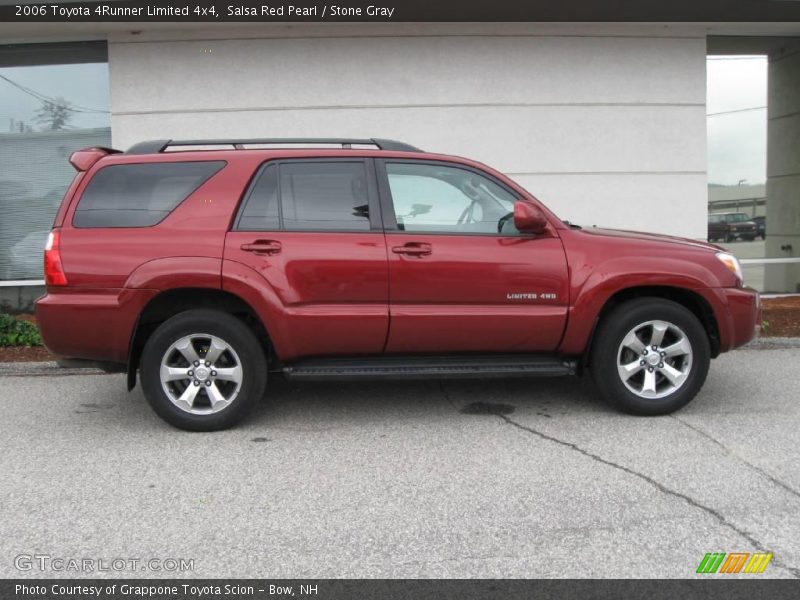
[236,164,279,230]
[234,160,371,232]
[279,162,370,231]
[73,161,225,228]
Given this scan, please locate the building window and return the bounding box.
[0,42,110,281]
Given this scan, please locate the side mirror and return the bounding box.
[514,201,548,234]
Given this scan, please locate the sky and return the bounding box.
[0,57,768,184]
[706,55,767,185]
[0,62,110,132]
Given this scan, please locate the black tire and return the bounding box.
[140,309,267,431]
[589,298,710,415]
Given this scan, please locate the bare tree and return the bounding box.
[35,97,74,131]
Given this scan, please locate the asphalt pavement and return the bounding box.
[1,344,799,579]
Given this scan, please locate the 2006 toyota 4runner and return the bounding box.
[36,138,760,430]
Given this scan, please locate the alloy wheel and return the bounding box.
[616,320,693,400]
[159,333,243,414]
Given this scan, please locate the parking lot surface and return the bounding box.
[1,345,799,579]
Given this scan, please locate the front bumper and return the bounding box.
[706,286,760,352]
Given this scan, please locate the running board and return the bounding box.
[282,355,576,381]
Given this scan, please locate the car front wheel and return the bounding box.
[140,309,267,431]
[590,298,710,415]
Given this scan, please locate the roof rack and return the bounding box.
[126,138,422,154]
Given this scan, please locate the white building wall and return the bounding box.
[108,24,707,238]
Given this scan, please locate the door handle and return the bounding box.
[240,240,282,255]
[392,242,432,257]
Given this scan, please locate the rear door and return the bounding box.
[377,159,569,354]
[224,158,389,359]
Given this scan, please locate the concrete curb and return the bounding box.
[0,361,107,378]
[1,338,798,378]
[744,337,800,350]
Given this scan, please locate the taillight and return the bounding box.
[44,229,68,286]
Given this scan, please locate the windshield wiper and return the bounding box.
[563,220,582,230]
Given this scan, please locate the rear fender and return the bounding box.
[221,259,290,359]
[124,256,222,390]
[124,256,222,290]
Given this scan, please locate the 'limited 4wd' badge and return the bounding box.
[507,292,557,301]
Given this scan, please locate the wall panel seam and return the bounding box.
[767,172,800,179]
[768,110,800,122]
[113,102,706,117]
[111,34,707,46]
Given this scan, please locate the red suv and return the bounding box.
[36,138,760,430]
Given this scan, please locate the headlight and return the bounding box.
[716,252,743,282]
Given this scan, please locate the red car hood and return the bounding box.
[580,227,724,252]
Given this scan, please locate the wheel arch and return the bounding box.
[126,287,272,391]
[581,285,721,367]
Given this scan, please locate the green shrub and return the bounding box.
[0,314,43,347]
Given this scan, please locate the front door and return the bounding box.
[377,160,569,354]
[224,158,389,360]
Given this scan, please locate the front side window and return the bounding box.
[74,161,225,227]
[385,162,516,234]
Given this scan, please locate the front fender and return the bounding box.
[559,256,720,356]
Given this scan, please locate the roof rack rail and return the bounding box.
[126,138,422,154]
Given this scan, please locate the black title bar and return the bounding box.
[3,0,800,22]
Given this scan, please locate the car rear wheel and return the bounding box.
[140,309,267,431]
[590,298,710,415]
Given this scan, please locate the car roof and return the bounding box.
[93,139,501,176]
[126,138,422,154]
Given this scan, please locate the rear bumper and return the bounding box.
[35,288,156,364]
[701,286,760,353]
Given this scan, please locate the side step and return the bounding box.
[283,355,576,381]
